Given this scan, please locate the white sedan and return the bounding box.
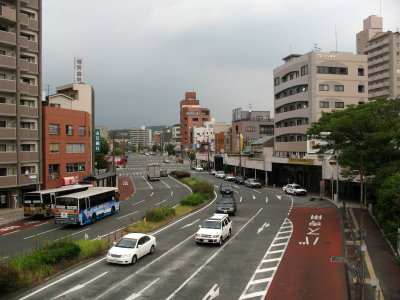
[195,166,204,172]
[106,233,156,265]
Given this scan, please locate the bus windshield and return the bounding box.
[56,197,78,209]
[23,193,41,204]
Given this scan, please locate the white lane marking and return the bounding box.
[154,200,167,206]
[132,200,145,206]
[51,271,108,300]
[276,195,282,200]
[257,222,270,234]
[166,208,263,300]
[23,227,59,240]
[170,191,173,197]
[141,176,154,189]
[160,179,171,189]
[252,195,256,200]
[181,219,200,229]
[150,192,154,197]
[240,196,243,203]
[125,278,160,300]
[202,284,219,300]
[253,189,261,194]
[55,228,91,241]
[117,211,140,220]
[265,197,269,203]
[34,221,51,227]
[2,230,21,236]
[172,204,180,209]
[234,190,239,194]
[19,257,106,300]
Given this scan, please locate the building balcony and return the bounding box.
[0,54,16,69]
[369,71,389,82]
[0,152,17,162]
[364,38,389,53]
[28,40,38,52]
[19,151,39,162]
[275,140,307,153]
[0,6,16,23]
[0,175,17,187]
[19,105,38,117]
[0,30,16,46]
[275,124,309,136]
[369,81,389,89]
[0,103,16,115]
[19,128,38,139]
[19,13,39,31]
[20,82,39,96]
[274,107,309,123]
[19,59,38,74]
[27,0,39,9]
[19,173,39,185]
[0,79,16,93]
[19,35,29,49]
[0,128,16,139]
[274,91,310,108]
[275,77,309,94]
[368,55,389,67]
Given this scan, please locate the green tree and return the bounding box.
[164,144,176,156]
[99,137,109,155]
[114,147,122,156]
[187,151,196,162]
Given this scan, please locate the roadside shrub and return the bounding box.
[180,193,208,206]
[173,170,191,178]
[145,205,175,222]
[192,182,214,196]
[38,240,81,265]
[75,239,109,260]
[0,261,19,293]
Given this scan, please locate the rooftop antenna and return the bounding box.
[289,44,292,54]
[46,84,51,99]
[192,83,195,92]
[248,102,253,112]
[313,43,321,52]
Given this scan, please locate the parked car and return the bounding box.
[234,176,245,184]
[224,174,235,181]
[106,233,156,265]
[164,158,170,163]
[282,184,307,196]
[195,214,232,246]
[210,169,216,175]
[216,195,237,216]
[160,169,168,177]
[195,166,204,172]
[215,171,226,178]
[219,183,234,194]
[245,178,262,188]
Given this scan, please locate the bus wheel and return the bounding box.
[111,207,115,214]
[91,214,96,223]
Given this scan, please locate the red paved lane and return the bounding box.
[267,207,347,300]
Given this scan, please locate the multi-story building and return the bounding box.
[231,108,274,153]
[192,121,215,152]
[273,51,368,158]
[356,15,400,99]
[179,92,210,149]
[214,121,230,153]
[42,100,91,189]
[130,126,152,148]
[0,0,41,208]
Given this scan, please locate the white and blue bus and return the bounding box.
[54,187,120,225]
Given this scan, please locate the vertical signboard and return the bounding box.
[74,57,83,83]
[95,129,101,153]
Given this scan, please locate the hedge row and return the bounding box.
[145,205,176,222]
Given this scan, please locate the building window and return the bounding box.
[21,144,34,151]
[358,85,365,93]
[49,143,59,154]
[193,118,198,121]
[202,118,208,121]
[0,144,5,152]
[301,65,308,76]
[48,164,59,175]
[78,126,86,136]
[20,122,34,129]
[334,85,344,92]
[259,125,273,135]
[187,111,198,116]
[66,144,85,153]
[66,162,85,173]
[274,77,280,86]
[49,124,60,134]
[358,68,365,76]
[21,166,35,175]
[335,102,344,108]
[0,120,5,127]
[319,101,329,108]
[0,168,6,176]
[317,66,348,75]
[319,84,329,91]
[0,97,6,103]
[245,126,255,132]
[66,125,73,135]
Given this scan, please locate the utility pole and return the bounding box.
[207,135,210,171]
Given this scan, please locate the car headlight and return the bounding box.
[121,254,131,258]
[212,235,219,238]
[107,251,111,256]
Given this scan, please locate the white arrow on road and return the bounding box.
[51,271,108,299]
[265,197,269,203]
[125,278,160,300]
[276,195,282,200]
[202,284,219,300]
[257,222,270,234]
[181,219,200,229]
[239,196,243,203]
[252,195,256,200]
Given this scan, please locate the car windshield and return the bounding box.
[202,220,221,229]
[292,184,301,189]
[115,238,137,248]
[220,198,234,204]
[236,176,243,180]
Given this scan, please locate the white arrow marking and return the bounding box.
[154,199,167,206]
[132,200,145,206]
[125,278,160,300]
[265,197,269,203]
[257,222,270,234]
[276,195,282,200]
[51,271,108,299]
[252,195,256,200]
[150,192,154,197]
[240,196,243,203]
[181,219,200,229]
[171,191,174,196]
[202,284,219,300]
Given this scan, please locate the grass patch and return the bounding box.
[181,177,200,186]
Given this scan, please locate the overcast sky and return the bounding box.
[42,0,400,129]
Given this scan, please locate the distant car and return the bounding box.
[216,195,237,216]
[195,166,203,172]
[164,159,170,163]
[219,183,234,194]
[245,178,262,188]
[210,169,216,175]
[195,214,232,246]
[224,174,235,181]
[234,176,245,184]
[160,170,168,177]
[190,164,196,170]
[215,171,226,179]
[144,152,150,156]
[282,184,307,196]
[106,233,156,265]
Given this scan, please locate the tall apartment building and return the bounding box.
[0,0,41,208]
[192,121,215,152]
[130,126,152,148]
[231,108,274,153]
[273,51,368,158]
[179,92,210,149]
[356,15,400,99]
